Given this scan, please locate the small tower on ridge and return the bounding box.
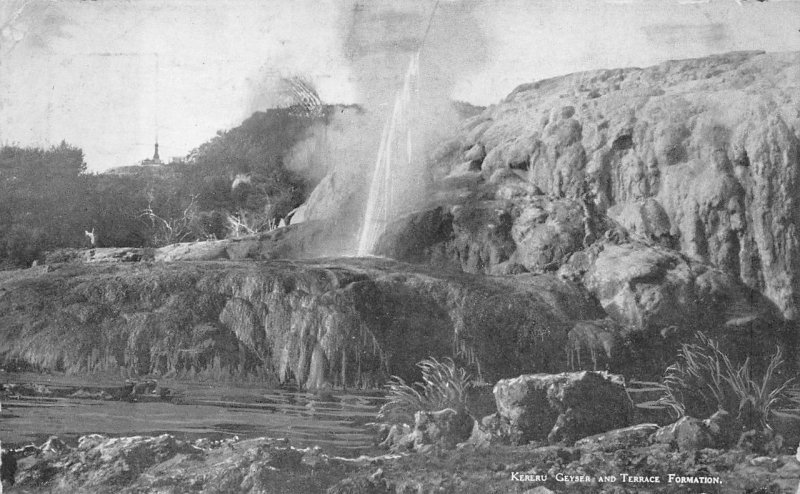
[140,140,163,166]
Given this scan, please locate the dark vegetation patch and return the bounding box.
[0,105,347,268]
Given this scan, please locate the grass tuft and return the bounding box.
[643,332,799,432]
[378,357,473,425]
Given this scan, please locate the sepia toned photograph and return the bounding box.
[1,0,800,492]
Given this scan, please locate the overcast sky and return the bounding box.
[1,0,798,172]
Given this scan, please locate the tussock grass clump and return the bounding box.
[650,332,800,431]
[378,357,473,425]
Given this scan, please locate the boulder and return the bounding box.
[373,207,455,264]
[509,198,586,271]
[379,424,415,452]
[412,408,474,450]
[373,195,589,276]
[155,241,229,261]
[493,371,632,444]
[82,248,148,263]
[441,162,484,189]
[125,379,159,397]
[464,143,486,164]
[23,434,202,488]
[607,199,677,248]
[583,243,696,331]
[379,409,474,452]
[574,423,659,452]
[39,436,70,456]
[465,413,522,447]
[489,261,529,276]
[582,242,784,365]
[652,417,716,451]
[373,200,518,275]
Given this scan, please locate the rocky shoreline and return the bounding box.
[3,369,799,493]
[3,409,799,492]
[1,378,173,403]
[4,431,799,493]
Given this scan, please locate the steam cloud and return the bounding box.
[283,0,489,248]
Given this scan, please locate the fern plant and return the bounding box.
[649,332,799,432]
[378,357,473,425]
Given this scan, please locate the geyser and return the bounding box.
[356,53,420,256]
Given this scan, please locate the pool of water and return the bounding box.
[0,373,385,457]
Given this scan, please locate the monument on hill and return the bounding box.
[140,141,163,166]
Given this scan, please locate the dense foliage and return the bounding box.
[0,105,338,267]
[182,106,335,218]
[0,142,91,265]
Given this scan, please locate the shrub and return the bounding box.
[139,197,199,247]
[378,357,473,425]
[225,209,277,238]
[651,332,799,432]
[5,224,48,266]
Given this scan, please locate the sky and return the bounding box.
[1,0,798,172]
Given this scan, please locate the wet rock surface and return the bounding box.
[0,258,605,387]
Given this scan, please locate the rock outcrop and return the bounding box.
[0,259,605,387]
[492,371,633,444]
[575,241,785,368]
[371,51,800,324]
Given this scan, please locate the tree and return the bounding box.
[0,143,90,266]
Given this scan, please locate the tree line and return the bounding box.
[0,106,336,268]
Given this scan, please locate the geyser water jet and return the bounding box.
[355,0,443,257]
[356,53,419,256]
